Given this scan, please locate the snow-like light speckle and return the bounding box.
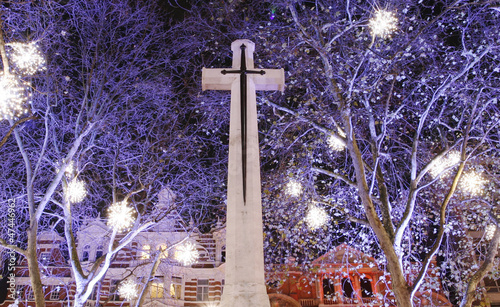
[7,42,46,75]
[429,151,460,178]
[484,224,496,240]
[327,135,345,151]
[459,171,487,195]
[0,73,30,120]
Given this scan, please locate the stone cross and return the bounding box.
[202,39,284,307]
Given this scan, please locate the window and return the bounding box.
[82,245,90,262]
[109,280,120,301]
[360,278,374,297]
[323,278,335,298]
[95,245,103,260]
[158,244,168,259]
[342,278,355,299]
[141,245,151,259]
[16,285,26,299]
[27,286,35,300]
[196,279,209,301]
[50,286,61,300]
[221,279,225,295]
[485,277,500,293]
[221,246,226,263]
[151,278,165,299]
[170,276,182,299]
[40,252,51,266]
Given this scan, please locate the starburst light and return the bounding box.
[369,9,398,38]
[285,179,303,197]
[327,135,345,151]
[174,242,199,266]
[107,200,135,231]
[429,150,460,178]
[0,73,30,120]
[7,42,46,75]
[459,171,487,195]
[64,178,87,204]
[305,205,329,230]
[118,279,138,301]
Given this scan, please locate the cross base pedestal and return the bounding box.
[219,283,270,307]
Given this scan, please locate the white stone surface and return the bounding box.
[202,39,284,307]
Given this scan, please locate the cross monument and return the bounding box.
[202,39,284,307]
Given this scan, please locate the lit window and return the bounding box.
[141,245,151,259]
[170,276,182,299]
[151,277,164,299]
[158,244,168,259]
[50,286,61,300]
[342,278,355,299]
[196,279,209,301]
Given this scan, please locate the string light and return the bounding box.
[118,279,138,301]
[369,9,398,38]
[174,242,199,266]
[0,73,30,120]
[327,135,345,151]
[429,151,460,178]
[305,205,329,230]
[285,179,303,197]
[7,42,46,75]
[107,200,135,231]
[459,171,487,195]
[64,178,87,204]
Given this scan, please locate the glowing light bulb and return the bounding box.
[107,200,135,231]
[174,242,199,266]
[305,205,329,230]
[64,179,87,204]
[327,135,345,151]
[285,179,303,197]
[7,42,46,75]
[429,151,460,178]
[485,224,497,240]
[118,279,138,301]
[459,171,487,195]
[0,73,30,120]
[369,10,398,38]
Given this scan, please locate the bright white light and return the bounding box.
[107,200,135,231]
[0,73,30,120]
[429,151,460,178]
[485,224,497,241]
[118,279,138,301]
[327,135,345,151]
[285,179,303,197]
[64,179,87,204]
[7,42,46,75]
[174,242,199,266]
[305,205,329,230]
[459,171,487,195]
[369,10,398,38]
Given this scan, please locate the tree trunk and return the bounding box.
[26,226,45,306]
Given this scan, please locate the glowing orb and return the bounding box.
[285,179,303,197]
[369,10,398,38]
[429,150,460,178]
[305,205,329,230]
[174,242,199,266]
[485,224,497,241]
[459,171,487,195]
[118,279,138,301]
[327,135,345,151]
[7,42,46,75]
[107,200,135,231]
[64,179,87,204]
[0,73,30,120]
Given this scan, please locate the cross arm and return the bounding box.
[202,68,237,91]
[253,68,285,92]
